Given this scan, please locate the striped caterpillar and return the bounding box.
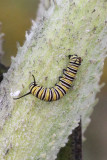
[14,55,82,101]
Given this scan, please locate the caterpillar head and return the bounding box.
[13,75,36,100]
[68,54,82,64]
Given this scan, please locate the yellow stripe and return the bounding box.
[51,88,57,101]
[76,60,79,64]
[61,77,72,85]
[29,85,34,91]
[54,86,63,98]
[58,82,69,92]
[32,86,40,96]
[44,88,50,101]
[31,86,38,95]
[63,75,73,84]
[70,55,77,59]
[38,87,44,99]
[68,64,78,71]
[66,71,76,77]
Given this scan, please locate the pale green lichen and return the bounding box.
[0,0,107,159]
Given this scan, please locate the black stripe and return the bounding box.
[70,56,78,60]
[63,71,74,81]
[30,85,35,93]
[67,67,77,73]
[36,87,42,98]
[53,88,60,100]
[49,89,51,101]
[56,84,66,95]
[60,79,71,88]
[69,62,80,66]
[32,86,38,95]
[49,89,53,101]
[41,88,47,100]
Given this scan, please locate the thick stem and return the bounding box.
[0,0,106,159]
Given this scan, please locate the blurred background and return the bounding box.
[0,0,106,160]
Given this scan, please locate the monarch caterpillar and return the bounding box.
[14,54,82,101]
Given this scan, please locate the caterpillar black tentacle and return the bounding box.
[13,91,31,100]
[13,54,82,101]
[32,74,36,85]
